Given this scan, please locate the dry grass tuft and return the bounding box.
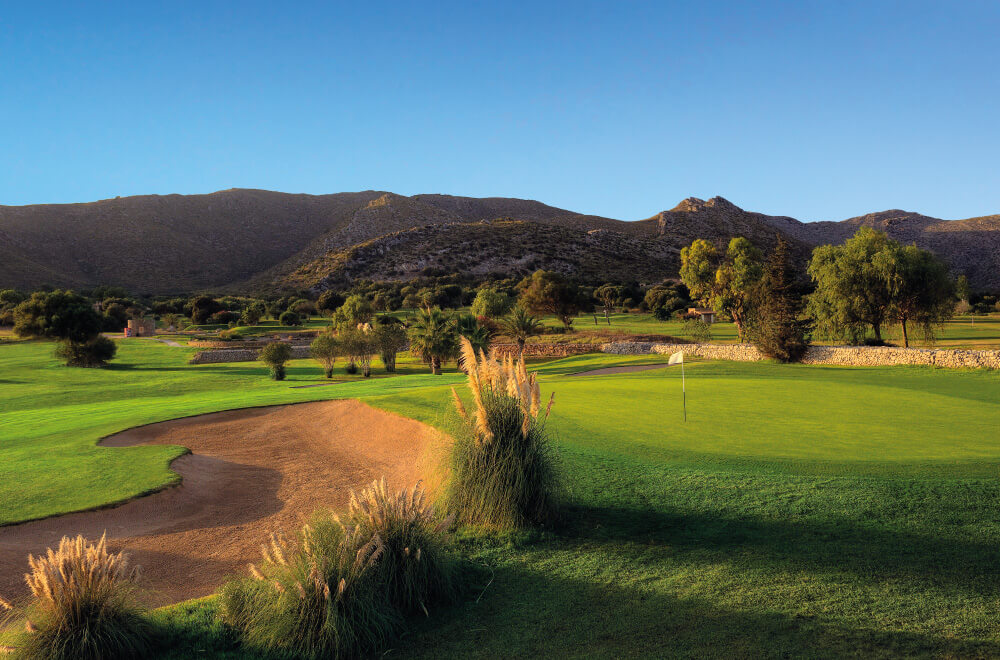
[221,513,400,659]
[6,534,151,660]
[446,337,561,529]
[344,479,461,615]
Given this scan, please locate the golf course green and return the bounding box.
[3,337,1000,657]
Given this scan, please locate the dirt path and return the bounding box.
[571,363,673,376]
[0,400,437,607]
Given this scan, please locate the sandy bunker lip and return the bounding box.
[0,399,435,607]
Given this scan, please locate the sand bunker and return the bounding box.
[0,400,435,607]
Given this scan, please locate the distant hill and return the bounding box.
[1,189,998,294]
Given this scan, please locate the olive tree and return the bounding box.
[680,237,763,342]
[259,342,293,380]
[310,335,340,378]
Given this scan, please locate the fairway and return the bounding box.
[4,339,1000,657]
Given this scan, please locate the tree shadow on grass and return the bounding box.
[560,502,1000,598]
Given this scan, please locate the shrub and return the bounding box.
[259,342,293,380]
[54,336,117,367]
[279,311,302,327]
[207,310,239,325]
[219,516,401,659]
[6,534,151,660]
[446,338,559,528]
[682,319,712,343]
[310,335,339,378]
[344,479,461,614]
[344,362,358,375]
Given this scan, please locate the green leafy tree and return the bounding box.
[955,275,972,303]
[749,236,812,361]
[316,290,346,315]
[407,307,457,375]
[470,287,513,319]
[679,239,720,304]
[680,237,763,342]
[310,335,340,378]
[259,342,293,380]
[517,270,582,330]
[278,310,302,326]
[501,305,543,357]
[807,227,940,345]
[882,244,955,347]
[240,301,266,326]
[593,284,624,325]
[190,296,222,324]
[332,295,374,328]
[370,323,407,372]
[339,327,375,377]
[11,291,117,367]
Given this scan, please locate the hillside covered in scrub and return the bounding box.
[3,188,1000,294]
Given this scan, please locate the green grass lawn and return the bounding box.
[5,338,1000,657]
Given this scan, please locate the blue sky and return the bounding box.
[2,1,998,221]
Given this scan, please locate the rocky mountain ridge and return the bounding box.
[1,189,998,293]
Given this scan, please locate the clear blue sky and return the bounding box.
[2,1,998,221]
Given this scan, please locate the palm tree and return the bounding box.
[407,307,458,375]
[501,305,543,357]
[456,314,495,369]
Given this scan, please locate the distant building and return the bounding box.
[124,318,156,337]
[686,308,717,324]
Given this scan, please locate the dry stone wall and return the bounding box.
[491,343,594,358]
[600,342,1000,370]
[189,345,312,364]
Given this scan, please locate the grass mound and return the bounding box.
[6,534,151,660]
[447,338,560,528]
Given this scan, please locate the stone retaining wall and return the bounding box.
[600,341,1000,370]
[189,346,312,364]
[491,343,595,358]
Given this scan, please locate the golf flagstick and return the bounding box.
[668,350,685,421]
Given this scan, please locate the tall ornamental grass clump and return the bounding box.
[447,337,559,528]
[6,534,151,660]
[220,479,462,658]
[344,479,461,615]
[220,519,400,659]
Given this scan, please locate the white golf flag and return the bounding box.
[668,350,684,365]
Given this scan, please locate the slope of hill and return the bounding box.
[2,189,999,294]
[279,220,675,290]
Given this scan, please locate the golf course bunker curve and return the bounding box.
[0,400,436,607]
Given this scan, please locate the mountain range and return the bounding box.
[1,189,998,294]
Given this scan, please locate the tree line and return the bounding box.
[679,227,962,360]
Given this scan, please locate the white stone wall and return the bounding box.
[599,342,1000,370]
